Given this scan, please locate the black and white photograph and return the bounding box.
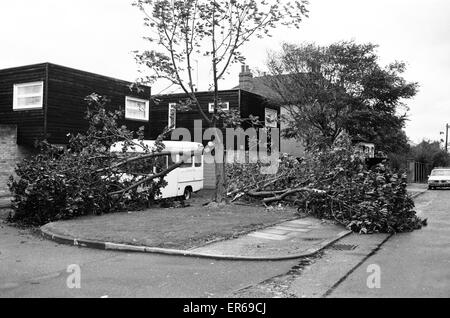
[0,0,449,304]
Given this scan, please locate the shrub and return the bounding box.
[8,94,167,226]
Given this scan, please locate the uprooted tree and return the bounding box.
[227,136,426,234]
[8,94,196,226]
[133,0,309,202]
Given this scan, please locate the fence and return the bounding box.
[407,160,432,183]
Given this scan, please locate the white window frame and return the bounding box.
[168,103,177,129]
[125,96,149,122]
[208,101,229,113]
[265,108,278,128]
[13,81,44,111]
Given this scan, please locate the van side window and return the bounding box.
[154,155,168,173]
[168,154,176,167]
[194,155,202,167]
[180,152,193,168]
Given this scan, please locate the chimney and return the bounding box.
[239,64,253,91]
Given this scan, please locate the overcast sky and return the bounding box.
[1,0,449,143]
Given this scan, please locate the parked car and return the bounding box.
[427,168,450,190]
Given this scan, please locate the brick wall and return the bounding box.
[0,125,33,196]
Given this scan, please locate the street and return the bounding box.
[0,222,299,298]
[0,189,449,298]
[328,190,450,297]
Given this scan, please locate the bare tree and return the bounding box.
[133,0,309,202]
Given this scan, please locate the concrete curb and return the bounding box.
[410,190,428,199]
[40,226,352,261]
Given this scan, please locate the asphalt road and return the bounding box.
[328,189,450,297]
[1,189,448,298]
[0,222,299,298]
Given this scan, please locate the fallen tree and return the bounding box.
[8,94,191,226]
[226,138,426,234]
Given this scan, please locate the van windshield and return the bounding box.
[431,169,450,176]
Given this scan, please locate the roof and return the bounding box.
[0,62,151,89]
[234,73,310,104]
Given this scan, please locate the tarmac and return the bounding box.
[7,184,429,261]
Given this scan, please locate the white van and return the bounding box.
[110,140,204,200]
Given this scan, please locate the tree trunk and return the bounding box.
[215,162,226,202]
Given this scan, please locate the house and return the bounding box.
[149,89,280,188]
[234,65,305,157]
[0,63,279,193]
[0,62,151,195]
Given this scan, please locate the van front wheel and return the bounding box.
[183,187,192,200]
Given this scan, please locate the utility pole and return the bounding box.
[442,124,450,153]
[446,124,449,153]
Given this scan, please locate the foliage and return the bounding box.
[409,139,450,168]
[8,94,169,226]
[227,136,425,234]
[266,41,418,153]
[133,0,309,202]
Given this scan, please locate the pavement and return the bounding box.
[408,183,429,198]
[5,183,429,262]
[41,216,351,261]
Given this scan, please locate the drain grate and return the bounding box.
[302,238,322,241]
[331,243,358,251]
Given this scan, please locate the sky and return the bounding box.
[0,0,449,144]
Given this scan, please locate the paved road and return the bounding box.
[0,222,299,298]
[1,189,447,298]
[328,190,450,297]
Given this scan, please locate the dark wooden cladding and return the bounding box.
[1,62,277,150]
[240,90,280,128]
[149,90,240,144]
[150,89,279,149]
[46,63,151,144]
[0,62,151,146]
[0,63,47,145]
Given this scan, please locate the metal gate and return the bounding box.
[407,160,432,183]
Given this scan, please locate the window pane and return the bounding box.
[17,96,42,107]
[194,155,202,167]
[155,155,168,172]
[180,152,193,168]
[17,84,41,95]
[14,82,43,110]
[208,102,229,113]
[127,108,145,118]
[126,98,148,120]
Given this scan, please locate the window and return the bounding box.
[179,152,193,168]
[13,81,44,110]
[265,108,278,128]
[168,103,177,129]
[125,96,149,121]
[154,155,169,173]
[194,154,202,167]
[208,101,229,113]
